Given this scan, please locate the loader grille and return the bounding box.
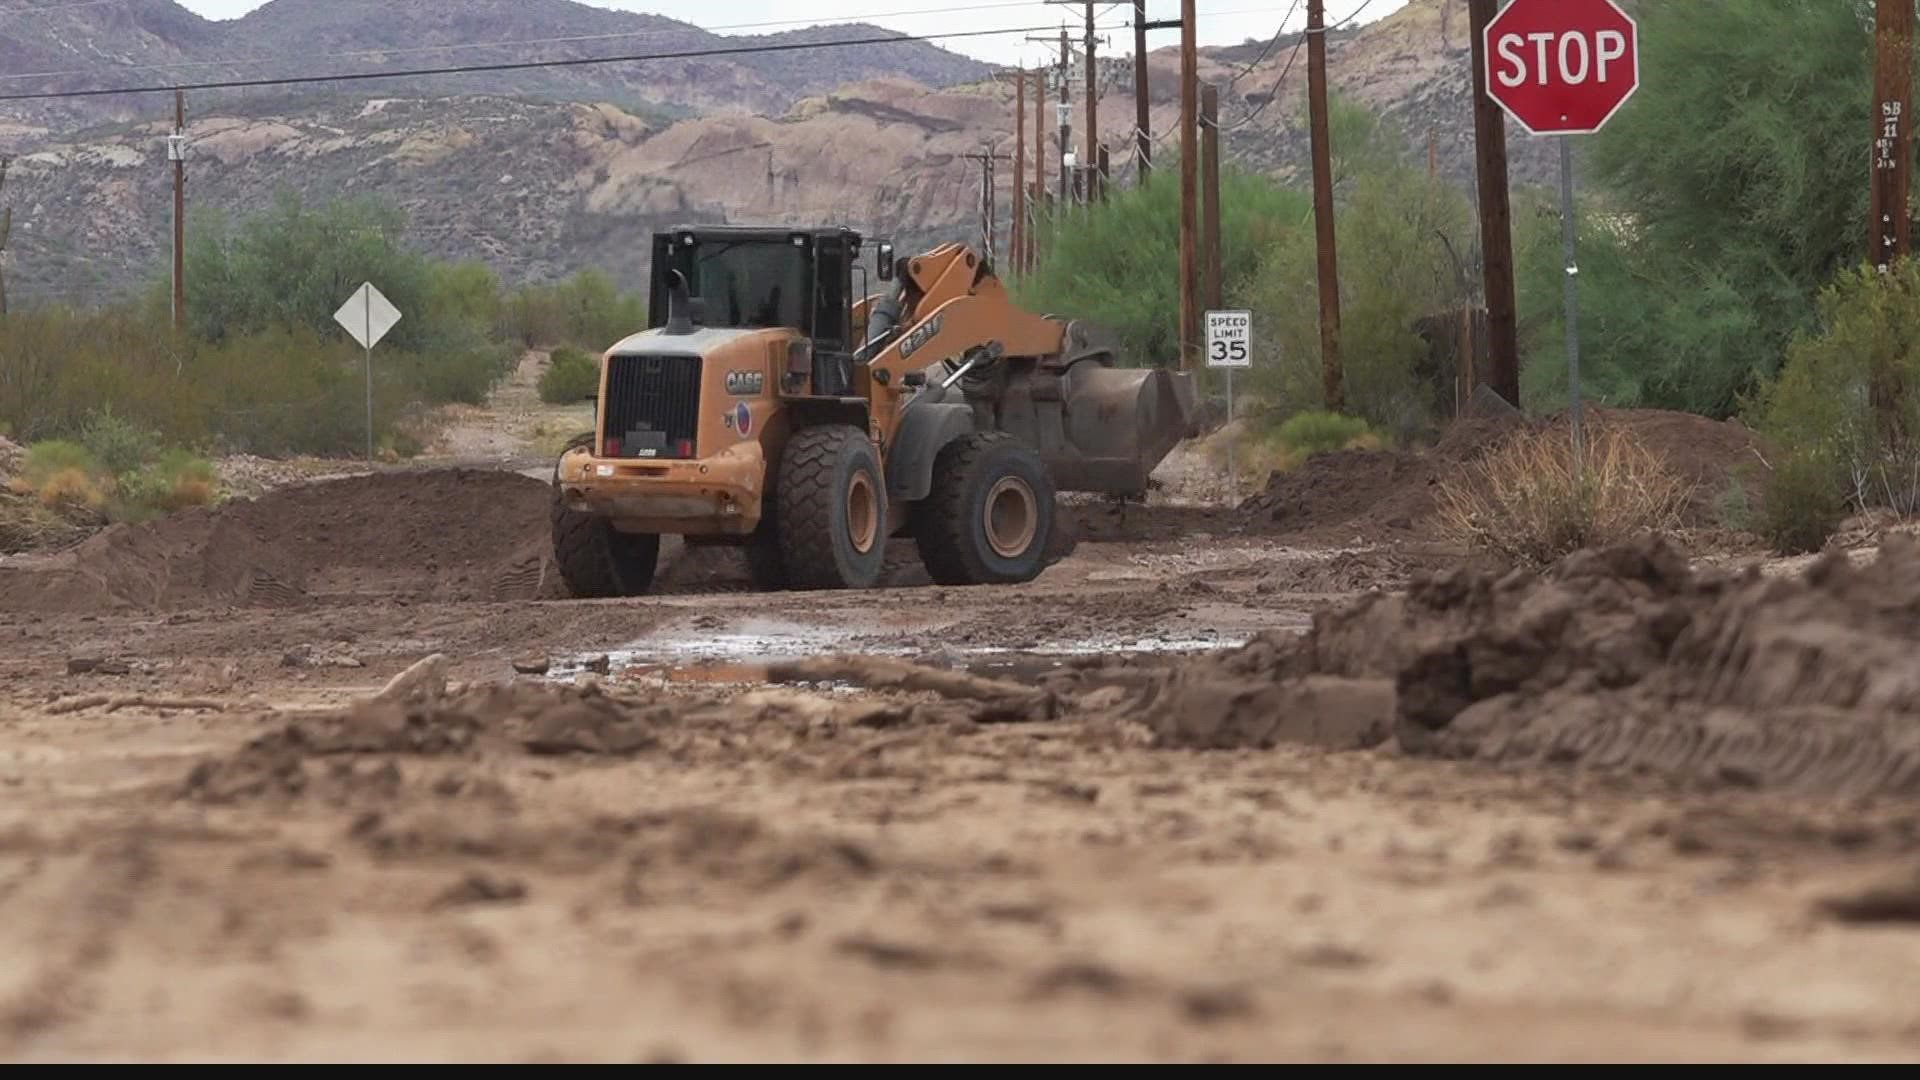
[602,353,702,460]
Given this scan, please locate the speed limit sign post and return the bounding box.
[1205,309,1252,484]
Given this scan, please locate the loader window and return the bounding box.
[812,240,850,354]
[690,240,809,333]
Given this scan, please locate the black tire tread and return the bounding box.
[549,433,658,598]
[916,431,1052,587]
[776,424,882,590]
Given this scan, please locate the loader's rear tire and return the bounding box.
[549,440,660,598]
[915,431,1056,586]
[776,424,887,590]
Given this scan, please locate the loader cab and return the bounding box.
[647,225,876,396]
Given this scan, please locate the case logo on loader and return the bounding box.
[898,313,944,359]
[725,370,764,396]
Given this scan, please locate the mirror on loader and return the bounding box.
[876,241,894,281]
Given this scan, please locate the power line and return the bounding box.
[0,20,1131,103]
[0,0,1052,83]
[1221,0,1378,131]
[1223,0,1302,92]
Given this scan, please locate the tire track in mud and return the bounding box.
[0,834,156,1045]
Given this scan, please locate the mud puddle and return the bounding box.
[544,614,1256,690]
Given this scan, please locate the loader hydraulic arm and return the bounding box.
[858,243,1064,446]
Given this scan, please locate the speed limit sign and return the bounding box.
[1205,309,1251,368]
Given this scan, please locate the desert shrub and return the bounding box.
[117,450,219,517]
[11,437,218,528]
[1239,410,1385,477]
[79,406,158,477]
[18,440,104,488]
[1749,261,1920,538]
[502,271,647,351]
[1758,447,1848,556]
[539,347,601,405]
[1273,410,1379,458]
[1712,472,1755,533]
[1434,422,1693,568]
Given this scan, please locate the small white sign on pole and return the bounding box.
[1204,309,1253,487]
[333,282,403,461]
[1204,309,1251,369]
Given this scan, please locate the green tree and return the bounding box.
[1012,156,1310,369]
[1531,0,1881,418]
[1237,93,1478,440]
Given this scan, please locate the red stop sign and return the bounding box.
[1484,0,1640,136]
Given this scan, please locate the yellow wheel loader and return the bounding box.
[549,224,1198,596]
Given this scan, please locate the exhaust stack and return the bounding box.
[663,269,695,336]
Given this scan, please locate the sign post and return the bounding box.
[1483,0,1639,468]
[333,281,403,462]
[1205,309,1252,486]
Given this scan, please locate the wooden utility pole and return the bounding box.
[171,89,187,333]
[1033,59,1047,268]
[1178,0,1198,370]
[1872,0,1916,437]
[1468,0,1519,407]
[1872,0,1914,276]
[1083,2,1097,175]
[1307,0,1343,411]
[1201,84,1222,313]
[1059,27,1072,205]
[1044,1,1100,182]
[1013,67,1027,274]
[964,148,1010,262]
[0,155,12,319]
[1134,0,1151,182]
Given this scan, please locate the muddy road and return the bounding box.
[2,462,1919,1062]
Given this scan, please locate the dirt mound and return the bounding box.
[1239,408,1758,542]
[184,682,682,803]
[1121,533,1920,796]
[0,468,562,614]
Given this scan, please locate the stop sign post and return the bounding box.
[1483,0,1639,465]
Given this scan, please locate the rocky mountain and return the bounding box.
[0,0,1566,307]
[0,0,991,120]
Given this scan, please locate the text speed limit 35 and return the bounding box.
[1205,309,1252,369]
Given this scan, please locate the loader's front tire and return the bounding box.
[776,424,887,590]
[550,440,660,598]
[915,431,1055,586]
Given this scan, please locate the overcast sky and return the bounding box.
[175,1,1407,70]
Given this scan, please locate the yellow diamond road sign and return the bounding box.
[333,281,402,350]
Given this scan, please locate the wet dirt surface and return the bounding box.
[4,467,1920,1062]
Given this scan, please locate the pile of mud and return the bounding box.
[1240,408,1759,542]
[184,663,1047,805]
[1123,533,1920,796]
[0,463,1053,613]
[0,468,560,614]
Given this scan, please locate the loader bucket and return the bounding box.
[998,358,1200,498]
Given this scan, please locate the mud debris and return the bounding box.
[1112,533,1920,797]
[0,469,561,614]
[1816,867,1920,925]
[767,655,1057,722]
